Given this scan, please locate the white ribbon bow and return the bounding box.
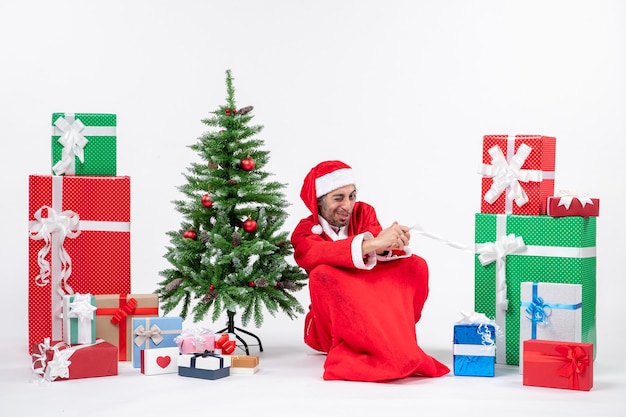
[479,144,543,208]
[32,339,103,382]
[31,338,71,382]
[31,338,54,379]
[28,206,81,291]
[456,311,495,325]
[456,311,502,345]
[52,116,89,176]
[556,189,594,209]
[134,324,164,347]
[476,234,526,311]
[67,293,97,322]
[45,348,73,381]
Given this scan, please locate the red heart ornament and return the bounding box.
[156,356,171,368]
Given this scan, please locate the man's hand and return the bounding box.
[362,221,411,255]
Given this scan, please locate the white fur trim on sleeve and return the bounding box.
[378,246,413,262]
[352,232,376,270]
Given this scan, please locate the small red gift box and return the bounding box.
[31,339,118,382]
[28,175,131,353]
[523,339,593,391]
[546,192,600,217]
[479,135,556,215]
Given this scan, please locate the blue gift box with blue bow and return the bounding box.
[453,322,496,377]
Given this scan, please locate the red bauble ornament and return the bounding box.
[240,156,255,172]
[183,229,197,240]
[209,284,215,290]
[228,179,237,185]
[242,218,257,233]
[225,109,231,116]
[201,194,213,208]
[248,281,255,287]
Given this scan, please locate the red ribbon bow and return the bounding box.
[215,333,236,354]
[555,345,590,390]
[110,297,138,325]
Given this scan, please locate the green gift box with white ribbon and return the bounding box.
[62,293,97,345]
[474,213,596,365]
[51,112,117,176]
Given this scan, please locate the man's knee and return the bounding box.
[308,264,339,287]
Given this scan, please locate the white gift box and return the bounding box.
[519,281,582,373]
[141,347,179,375]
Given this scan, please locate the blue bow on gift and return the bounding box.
[521,282,582,339]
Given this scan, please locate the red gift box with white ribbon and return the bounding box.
[31,338,118,382]
[28,175,131,353]
[478,135,556,215]
[546,190,600,217]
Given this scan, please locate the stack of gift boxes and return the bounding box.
[28,113,259,382]
[453,134,598,392]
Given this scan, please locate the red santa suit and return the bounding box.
[291,160,450,382]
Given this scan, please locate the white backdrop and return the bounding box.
[1,0,624,363]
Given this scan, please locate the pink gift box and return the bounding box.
[176,333,216,354]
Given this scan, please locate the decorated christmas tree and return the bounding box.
[156,70,307,342]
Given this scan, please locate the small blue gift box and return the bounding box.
[453,323,496,377]
[178,352,231,380]
[131,316,183,368]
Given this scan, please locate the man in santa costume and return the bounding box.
[291,160,450,381]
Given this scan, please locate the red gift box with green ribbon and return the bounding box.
[28,175,131,353]
[523,339,593,391]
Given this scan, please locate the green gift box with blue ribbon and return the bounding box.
[51,112,117,176]
[519,281,582,373]
[474,213,596,366]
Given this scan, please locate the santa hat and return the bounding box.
[300,160,356,234]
